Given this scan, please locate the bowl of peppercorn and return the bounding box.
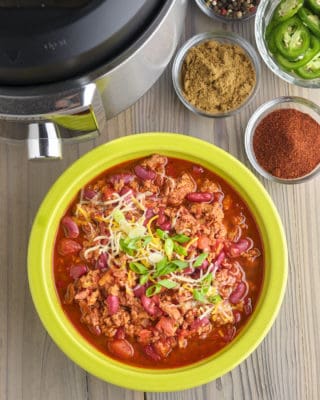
[255,0,320,88]
[195,0,260,22]
[244,96,320,184]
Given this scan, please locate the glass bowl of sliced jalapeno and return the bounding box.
[255,0,320,87]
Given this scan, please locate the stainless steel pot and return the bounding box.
[0,0,187,159]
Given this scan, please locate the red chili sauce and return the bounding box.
[54,154,264,368]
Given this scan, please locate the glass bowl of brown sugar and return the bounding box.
[172,31,261,118]
[245,96,320,184]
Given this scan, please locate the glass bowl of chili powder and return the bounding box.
[245,96,320,184]
[255,0,320,88]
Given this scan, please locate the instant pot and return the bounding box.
[0,0,187,159]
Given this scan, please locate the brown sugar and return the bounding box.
[181,40,256,114]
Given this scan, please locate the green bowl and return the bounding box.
[28,133,287,392]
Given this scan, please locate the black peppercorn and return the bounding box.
[204,0,259,19]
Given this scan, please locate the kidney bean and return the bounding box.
[89,325,101,336]
[186,192,213,203]
[96,252,108,270]
[109,173,134,185]
[133,285,145,297]
[157,220,171,231]
[134,165,156,181]
[192,165,204,174]
[214,251,226,266]
[70,264,87,280]
[183,266,195,275]
[57,238,82,256]
[244,298,253,316]
[227,238,253,258]
[143,208,155,226]
[222,326,236,343]
[233,310,242,324]
[144,344,161,361]
[108,339,134,359]
[61,216,79,239]
[115,327,125,340]
[156,209,171,230]
[199,259,209,271]
[119,187,134,197]
[83,188,97,200]
[229,281,248,304]
[157,208,166,225]
[191,269,201,279]
[106,295,119,315]
[141,295,162,317]
[190,317,210,330]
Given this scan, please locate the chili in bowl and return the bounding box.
[28,133,287,391]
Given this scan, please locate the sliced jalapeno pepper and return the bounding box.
[275,34,320,69]
[266,22,279,54]
[273,0,304,22]
[297,51,320,78]
[298,7,320,38]
[275,16,311,60]
[306,0,320,14]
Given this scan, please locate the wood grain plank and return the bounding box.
[87,377,144,400]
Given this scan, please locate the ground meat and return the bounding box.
[199,178,221,193]
[141,154,168,172]
[167,173,196,206]
[174,206,201,235]
[190,202,226,238]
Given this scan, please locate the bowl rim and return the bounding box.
[194,0,257,22]
[172,31,261,118]
[244,96,320,184]
[255,0,320,89]
[28,133,287,392]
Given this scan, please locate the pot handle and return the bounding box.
[26,83,103,160]
[27,122,62,160]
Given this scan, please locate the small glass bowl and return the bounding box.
[172,31,261,118]
[255,0,320,88]
[195,0,259,22]
[244,96,320,184]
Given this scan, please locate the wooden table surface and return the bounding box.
[1,3,320,400]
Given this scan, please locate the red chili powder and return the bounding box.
[253,109,320,179]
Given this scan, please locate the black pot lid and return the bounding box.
[0,0,163,85]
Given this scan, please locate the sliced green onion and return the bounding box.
[193,289,207,303]
[119,239,135,256]
[171,259,188,269]
[194,252,208,267]
[139,274,149,285]
[209,294,222,304]
[156,228,168,240]
[129,262,148,274]
[146,284,162,297]
[113,209,126,223]
[165,238,174,259]
[158,279,178,289]
[171,233,190,243]
[174,243,188,256]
